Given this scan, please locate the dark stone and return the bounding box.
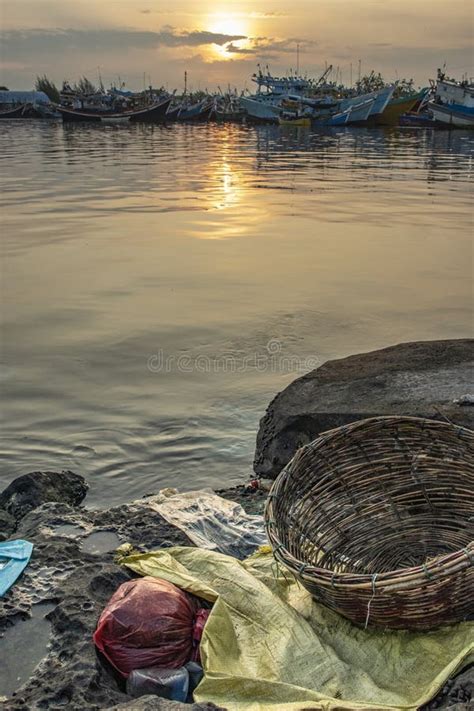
[0,493,196,710]
[0,470,89,522]
[105,697,226,710]
[1,489,464,710]
[0,508,16,540]
[254,339,474,479]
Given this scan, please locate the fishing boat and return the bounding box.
[346,98,375,124]
[241,66,319,124]
[426,72,474,128]
[339,85,395,120]
[313,107,351,127]
[240,96,280,123]
[0,90,58,119]
[434,75,474,109]
[0,104,32,119]
[165,104,181,121]
[279,115,311,127]
[375,89,429,126]
[57,96,172,122]
[328,109,351,126]
[177,99,214,122]
[427,102,474,128]
[399,112,440,128]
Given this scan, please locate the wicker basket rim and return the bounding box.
[265,415,474,588]
[307,414,473,447]
[265,528,473,589]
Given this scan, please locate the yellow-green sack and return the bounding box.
[121,546,473,711]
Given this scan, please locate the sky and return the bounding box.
[0,0,472,91]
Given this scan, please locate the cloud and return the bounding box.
[249,12,291,18]
[0,26,248,59]
[226,43,257,55]
[247,37,317,55]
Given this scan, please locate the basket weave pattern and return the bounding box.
[265,417,474,630]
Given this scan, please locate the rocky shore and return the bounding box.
[1,339,472,710]
[0,472,266,710]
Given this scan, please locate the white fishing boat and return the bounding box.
[435,77,474,109]
[240,96,281,122]
[346,98,375,124]
[242,66,323,123]
[427,72,474,127]
[427,102,474,128]
[339,85,395,118]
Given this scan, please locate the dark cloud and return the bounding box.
[0,27,248,59]
[226,43,256,55]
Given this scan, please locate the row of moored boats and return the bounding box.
[1,69,473,128]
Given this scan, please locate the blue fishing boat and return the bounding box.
[346,98,375,124]
[313,107,351,127]
[178,100,214,122]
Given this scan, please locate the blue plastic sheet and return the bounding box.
[0,539,33,597]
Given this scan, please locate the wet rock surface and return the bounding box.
[0,470,88,523]
[1,416,472,710]
[105,698,224,710]
[0,472,205,710]
[254,339,474,479]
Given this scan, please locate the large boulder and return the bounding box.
[254,339,474,479]
[0,470,88,522]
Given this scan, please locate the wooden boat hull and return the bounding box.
[314,109,350,127]
[346,99,375,124]
[376,91,426,126]
[240,97,279,123]
[279,116,311,127]
[0,104,30,119]
[428,102,474,128]
[340,85,395,119]
[399,112,441,128]
[58,97,172,123]
[178,102,214,122]
[165,106,181,121]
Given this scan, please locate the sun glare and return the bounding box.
[206,11,251,60]
[207,12,248,38]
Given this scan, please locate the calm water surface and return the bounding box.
[0,122,472,506]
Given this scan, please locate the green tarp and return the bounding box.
[121,546,473,711]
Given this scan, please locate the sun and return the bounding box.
[207,11,248,38]
[206,10,251,60]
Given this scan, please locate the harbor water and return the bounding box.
[0,121,472,506]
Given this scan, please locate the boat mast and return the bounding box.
[296,43,300,75]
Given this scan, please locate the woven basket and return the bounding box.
[265,416,474,630]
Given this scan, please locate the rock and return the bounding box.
[0,470,88,523]
[0,464,470,710]
[254,339,474,479]
[0,508,16,541]
[105,696,226,710]
[0,491,195,710]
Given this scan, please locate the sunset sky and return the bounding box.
[1,1,472,91]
